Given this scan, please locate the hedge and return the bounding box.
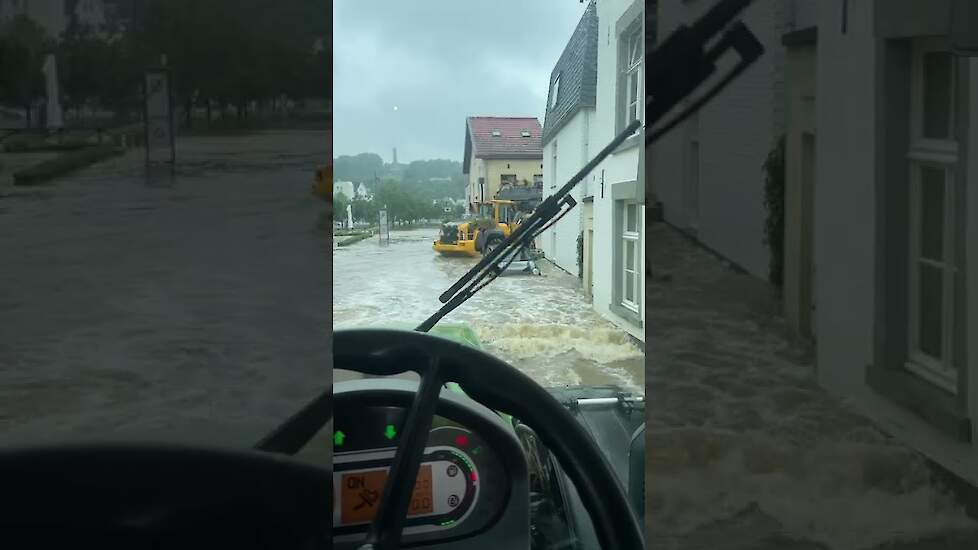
[3,134,94,153]
[13,145,124,186]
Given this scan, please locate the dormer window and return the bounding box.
[521,130,531,137]
[491,129,501,137]
[550,73,561,110]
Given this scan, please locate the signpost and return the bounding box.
[378,209,390,246]
[144,67,176,166]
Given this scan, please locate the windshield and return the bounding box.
[0,1,330,446]
[333,0,645,547]
[332,0,644,393]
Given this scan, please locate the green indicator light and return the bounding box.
[384,424,397,440]
[472,446,482,455]
[333,430,346,446]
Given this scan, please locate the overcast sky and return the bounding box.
[333,1,588,164]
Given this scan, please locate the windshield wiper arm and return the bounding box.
[416,0,764,334]
[416,119,641,333]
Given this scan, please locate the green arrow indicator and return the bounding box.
[384,424,397,440]
[333,430,346,446]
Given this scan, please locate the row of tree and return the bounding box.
[334,180,464,226]
[333,153,466,201]
[0,0,329,126]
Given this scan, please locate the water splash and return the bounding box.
[649,427,976,549]
[334,229,644,392]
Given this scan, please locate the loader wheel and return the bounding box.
[482,235,504,257]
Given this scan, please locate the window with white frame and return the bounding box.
[619,201,641,313]
[905,38,962,393]
[619,19,643,133]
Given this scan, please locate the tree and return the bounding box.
[57,23,139,121]
[0,16,51,127]
[124,0,327,126]
[334,153,385,183]
[351,196,378,225]
[58,26,102,117]
[333,191,350,223]
[403,159,463,182]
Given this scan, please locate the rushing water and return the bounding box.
[332,228,644,393]
[0,132,330,446]
[647,222,978,550]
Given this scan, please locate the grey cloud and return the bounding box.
[334,0,587,163]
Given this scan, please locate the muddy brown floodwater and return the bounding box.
[0,131,331,447]
[647,221,978,550]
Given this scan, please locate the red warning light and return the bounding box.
[470,471,477,482]
[454,434,469,447]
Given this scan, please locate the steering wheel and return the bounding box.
[334,328,644,550]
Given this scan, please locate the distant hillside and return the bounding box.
[334,153,466,199]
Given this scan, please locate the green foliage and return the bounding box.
[334,153,385,183]
[57,24,140,118]
[0,16,51,124]
[370,181,443,225]
[0,1,327,126]
[577,231,584,279]
[763,134,786,287]
[333,191,351,216]
[13,145,122,186]
[337,233,373,247]
[132,0,327,120]
[3,133,91,152]
[335,154,465,200]
[403,159,463,182]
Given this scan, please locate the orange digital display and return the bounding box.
[340,465,434,525]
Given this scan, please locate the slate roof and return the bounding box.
[541,0,598,146]
[463,117,543,174]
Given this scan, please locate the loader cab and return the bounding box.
[478,200,517,225]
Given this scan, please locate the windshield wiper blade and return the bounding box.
[416,119,641,333]
[416,0,764,334]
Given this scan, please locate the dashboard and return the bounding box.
[330,379,530,550]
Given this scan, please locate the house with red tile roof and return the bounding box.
[462,116,544,213]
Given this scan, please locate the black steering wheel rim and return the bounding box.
[334,328,643,550]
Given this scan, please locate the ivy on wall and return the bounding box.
[577,231,584,279]
[763,134,786,287]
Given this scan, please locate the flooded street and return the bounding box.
[647,222,978,550]
[333,228,644,393]
[0,132,330,447]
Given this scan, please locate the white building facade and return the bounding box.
[542,0,644,342]
[540,1,598,277]
[649,0,801,280]
[583,0,645,343]
[334,181,356,201]
[814,0,978,486]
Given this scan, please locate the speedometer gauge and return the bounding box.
[333,446,480,530]
[331,406,511,544]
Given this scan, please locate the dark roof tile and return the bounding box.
[542,0,598,145]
